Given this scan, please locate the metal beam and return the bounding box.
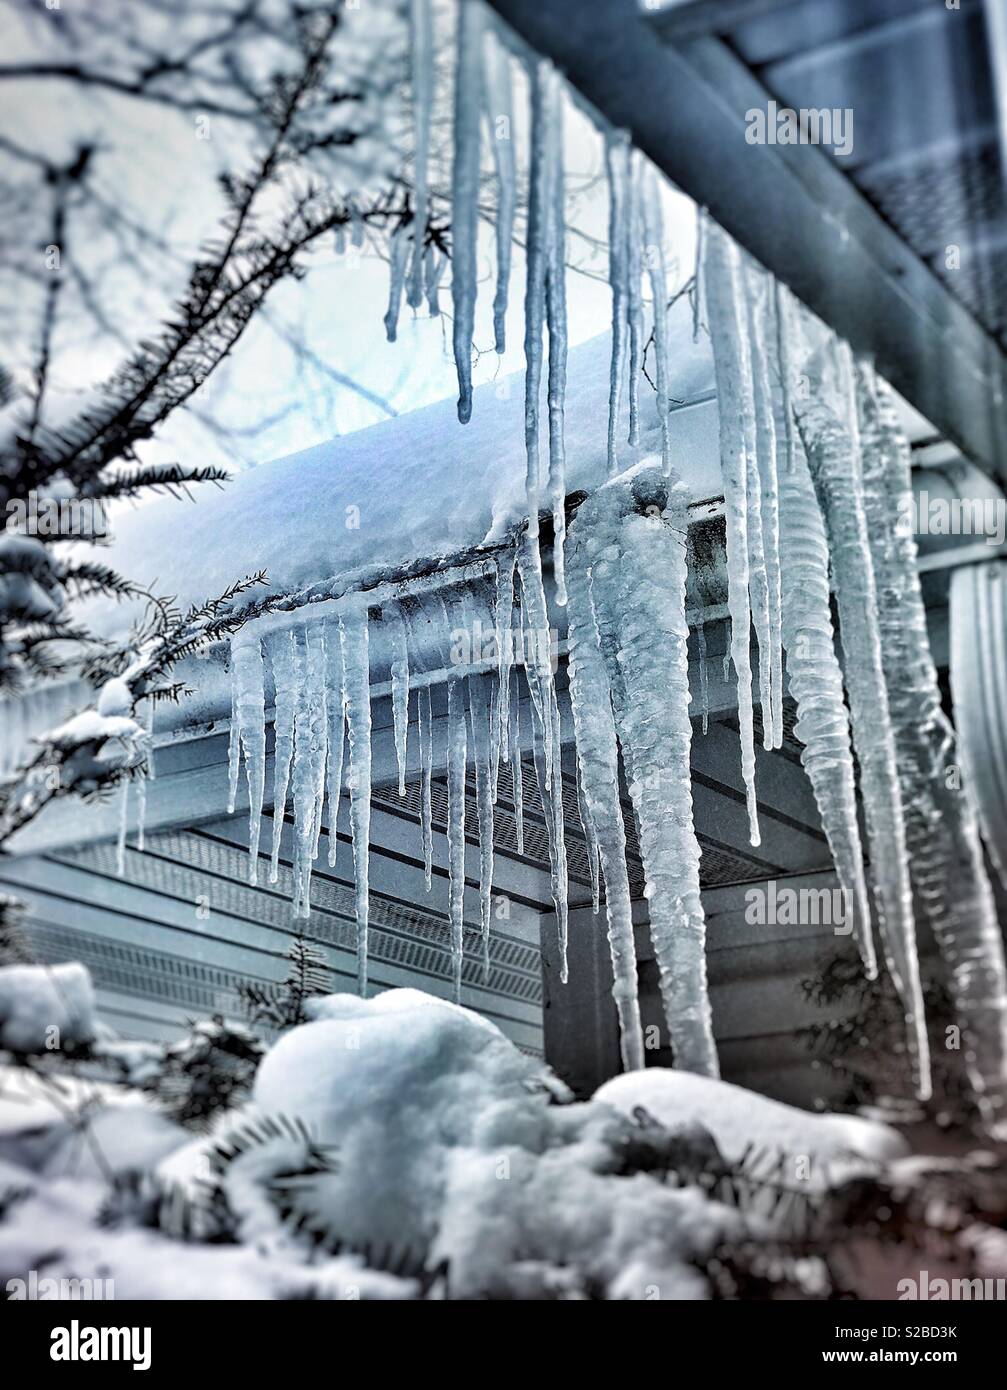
[486,0,1007,479]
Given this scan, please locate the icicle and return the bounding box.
[575,752,601,915]
[544,66,569,608]
[796,388,928,1100]
[407,0,434,311]
[135,699,155,852]
[339,596,372,996]
[446,677,468,1002]
[389,607,410,797]
[641,166,673,476]
[511,676,525,855]
[571,467,719,1076]
[227,662,241,816]
[115,777,129,877]
[777,419,876,980]
[324,624,345,869]
[450,0,483,424]
[483,24,515,353]
[702,218,760,845]
[775,282,799,476]
[859,365,1007,1126]
[233,635,267,885]
[419,684,434,891]
[605,131,631,475]
[468,671,495,982]
[291,626,327,916]
[565,539,644,1068]
[523,60,551,538]
[696,620,709,735]
[383,226,409,343]
[626,153,644,448]
[268,630,299,883]
[424,245,446,317]
[517,532,567,977]
[735,269,773,751]
[493,546,517,788]
[743,259,784,750]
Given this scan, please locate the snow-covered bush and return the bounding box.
[3,964,1002,1301]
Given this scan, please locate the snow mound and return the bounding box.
[238,988,744,1297]
[596,1069,908,1171]
[0,963,97,1053]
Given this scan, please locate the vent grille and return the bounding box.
[59,830,542,1003]
[857,140,1007,348]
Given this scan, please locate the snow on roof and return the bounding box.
[99,308,719,622]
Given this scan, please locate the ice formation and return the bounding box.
[857,365,1007,1131]
[605,132,631,476]
[567,467,718,1077]
[450,0,483,424]
[340,596,373,994]
[407,0,434,313]
[794,371,930,1101]
[446,676,468,1002]
[231,635,267,885]
[700,219,761,845]
[482,23,515,354]
[210,18,1007,1124]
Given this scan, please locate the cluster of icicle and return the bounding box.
[225,548,569,1005]
[702,221,1007,1130]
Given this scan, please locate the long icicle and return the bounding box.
[523,59,550,538]
[702,218,760,844]
[544,65,569,608]
[860,364,1007,1127]
[468,670,495,982]
[493,546,517,792]
[777,413,877,980]
[796,387,929,1101]
[291,626,327,916]
[483,22,515,353]
[566,525,645,1070]
[626,152,644,449]
[518,531,568,978]
[419,683,434,891]
[324,622,346,869]
[641,166,673,477]
[446,676,468,1002]
[511,674,525,855]
[232,634,267,885]
[389,606,411,797]
[745,259,784,750]
[407,0,434,311]
[268,630,299,883]
[605,131,631,475]
[450,0,483,424]
[339,595,372,996]
[573,467,719,1076]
